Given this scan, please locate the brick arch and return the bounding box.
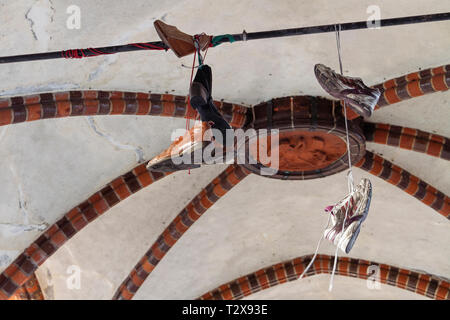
[355,151,450,218]
[0,164,171,300]
[113,164,251,300]
[345,64,450,119]
[198,254,449,300]
[0,91,248,128]
[363,122,450,161]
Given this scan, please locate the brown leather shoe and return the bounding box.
[146,121,213,172]
[154,20,211,58]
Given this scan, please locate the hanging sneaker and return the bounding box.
[146,121,213,172]
[314,63,381,118]
[324,178,372,253]
[154,20,211,58]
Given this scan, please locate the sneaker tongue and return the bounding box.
[324,205,334,213]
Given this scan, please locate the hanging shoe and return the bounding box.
[314,63,381,117]
[146,121,213,172]
[154,20,211,58]
[323,178,372,253]
[190,65,233,146]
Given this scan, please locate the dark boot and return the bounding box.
[189,64,232,145]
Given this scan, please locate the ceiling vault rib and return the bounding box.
[363,122,449,160]
[112,164,251,300]
[198,254,449,300]
[346,64,449,120]
[0,164,172,300]
[0,91,248,129]
[355,151,449,218]
[8,273,44,300]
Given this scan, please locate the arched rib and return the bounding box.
[0,165,171,300]
[8,273,44,300]
[363,122,450,160]
[345,64,450,119]
[0,91,248,128]
[373,64,450,109]
[355,151,449,218]
[198,254,450,300]
[113,164,251,300]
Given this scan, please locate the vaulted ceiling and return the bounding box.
[0,0,449,300]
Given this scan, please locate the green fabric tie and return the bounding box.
[211,34,236,47]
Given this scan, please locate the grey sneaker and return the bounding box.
[324,178,372,253]
[314,64,381,117]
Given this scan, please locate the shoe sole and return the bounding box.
[147,140,211,172]
[344,181,372,253]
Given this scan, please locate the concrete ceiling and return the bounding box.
[0,0,449,299]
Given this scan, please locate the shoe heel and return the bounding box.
[190,82,208,107]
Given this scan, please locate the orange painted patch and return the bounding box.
[50,230,67,247]
[26,105,41,121]
[136,171,153,187]
[212,183,227,197]
[370,160,383,176]
[406,81,423,97]
[150,245,165,260]
[404,181,419,195]
[239,279,252,296]
[438,200,450,217]
[136,100,150,115]
[416,275,430,294]
[431,66,445,76]
[396,270,409,289]
[406,72,420,82]
[431,74,448,91]
[373,128,389,144]
[426,141,442,157]
[110,99,125,114]
[54,92,70,101]
[255,270,269,289]
[399,133,415,150]
[82,91,97,99]
[92,197,109,215]
[274,264,287,283]
[56,101,71,117]
[0,99,9,108]
[383,79,396,90]
[0,109,12,126]
[111,178,131,199]
[24,95,40,105]
[83,99,99,115]
[161,101,175,116]
[141,259,154,273]
[70,215,87,231]
[220,285,233,300]
[387,170,401,185]
[384,88,401,104]
[119,287,134,300]
[162,231,177,247]
[110,91,123,99]
[11,270,28,286]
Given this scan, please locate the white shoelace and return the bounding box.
[298,24,355,292]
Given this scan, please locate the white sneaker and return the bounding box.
[324,178,372,253]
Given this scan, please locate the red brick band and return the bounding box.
[8,273,44,300]
[355,151,449,218]
[198,254,449,300]
[345,64,450,120]
[113,164,251,300]
[0,164,171,300]
[363,122,450,161]
[0,91,248,128]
